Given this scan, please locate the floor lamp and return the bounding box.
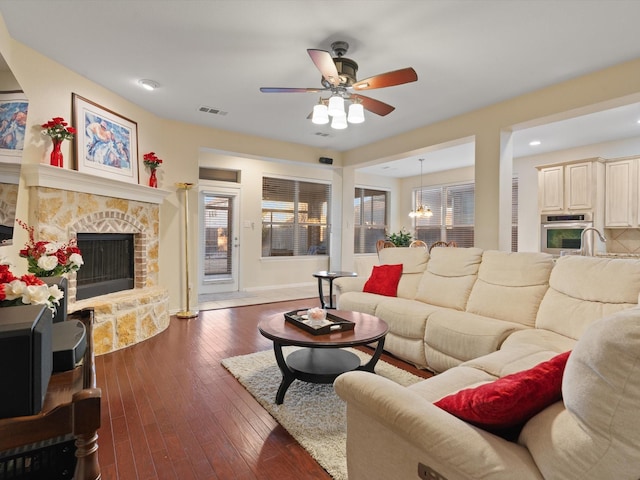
[176,182,199,319]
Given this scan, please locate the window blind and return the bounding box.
[414,178,519,251]
[414,183,475,248]
[262,177,330,256]
[354,187,388,254]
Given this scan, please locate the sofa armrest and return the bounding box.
[334,276,367,294]
[334,371,544,480]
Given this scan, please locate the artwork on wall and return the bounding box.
[72,93,139,184]
[0,91,28,164]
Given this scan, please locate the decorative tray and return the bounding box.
[284,309,355,335]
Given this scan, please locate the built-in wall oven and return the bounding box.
[540,212,593,255]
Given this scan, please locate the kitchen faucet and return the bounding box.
[580,227,606,256]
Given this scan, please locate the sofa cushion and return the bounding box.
[378,247,429,274]
[462,345,565,379]
[363,264,403,297]
[336,291,380,315]
[414,247,483,310]
[465,251,553,327]
[535,255,640,339]
[520,306,640,479]
[424,310,526,372]
[500,328,576,355]
[434,351,570,436]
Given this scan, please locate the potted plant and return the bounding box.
[386,228,413,247]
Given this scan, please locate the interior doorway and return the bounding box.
[198,187,240,297]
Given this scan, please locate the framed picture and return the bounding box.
[0,91,28,163]
[72,93,139,184]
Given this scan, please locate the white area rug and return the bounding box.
[221,347,423,479]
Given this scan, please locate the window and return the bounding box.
[354,187,388,254]
[414,178,519,251]
[262,177,330,256]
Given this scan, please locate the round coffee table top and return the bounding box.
[259,310,388,348]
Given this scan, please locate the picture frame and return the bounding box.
[72,93,139,184]
[0,91,28,164]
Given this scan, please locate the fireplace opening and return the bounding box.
[76,233,135,300]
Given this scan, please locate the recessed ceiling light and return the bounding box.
[138,79,160,91]
[529,140,541,146]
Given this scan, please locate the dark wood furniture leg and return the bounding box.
[316,276,328,309]
[272,342,296,405]
[358,337,386,373]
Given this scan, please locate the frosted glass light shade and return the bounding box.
[348,103,365,124]
[312,103,329,124]
[328,96,345,116]
[331,112,348,129]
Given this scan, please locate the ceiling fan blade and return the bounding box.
[260,87,326,93]
[351,94,395,116]
[307,49,341,87]
[352,67,418,91]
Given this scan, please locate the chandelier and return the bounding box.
[409,158,433,218]
[311,93,365,130]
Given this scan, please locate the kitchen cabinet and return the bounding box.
[605,157,639,227]
[538,159,604,213]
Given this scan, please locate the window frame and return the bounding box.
[354,186,389,254]
[261,175,331,258]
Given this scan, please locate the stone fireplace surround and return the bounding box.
[23,164,171,355]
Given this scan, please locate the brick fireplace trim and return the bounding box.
[68,211,148,304]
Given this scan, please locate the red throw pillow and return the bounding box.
[434,351,571,436]
[363,264,403,297]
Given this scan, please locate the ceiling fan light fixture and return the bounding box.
[328,95,345,117]
[312,103,329,124]
[347,103,365,124]
[331,112,348,130]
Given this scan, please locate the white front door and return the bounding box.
[198,187,240,295]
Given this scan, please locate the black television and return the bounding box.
[0,304,53,419]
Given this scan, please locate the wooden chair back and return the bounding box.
[429,241,458,253]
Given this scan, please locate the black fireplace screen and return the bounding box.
[76,233,134,300]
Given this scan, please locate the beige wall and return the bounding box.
[0,17,340,312]
[1,13,639,311]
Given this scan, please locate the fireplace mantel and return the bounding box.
[23,164,170,204]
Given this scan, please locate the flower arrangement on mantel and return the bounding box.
[17,220,84,278]
[41,116,77,168]
[0,261,64,312]
[143,151,163,188]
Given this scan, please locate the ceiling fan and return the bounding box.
[259,41,418,118]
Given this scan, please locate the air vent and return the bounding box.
[198,105,228,116]
[314,132,330,137]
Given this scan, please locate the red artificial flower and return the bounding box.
[42,116,76,142]
[143,151,163,169]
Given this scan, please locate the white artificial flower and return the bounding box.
[48,284,64,303]
[37,255,59,272]
[69,253,84,268]
[43,242,62,255]
[4,279,26,300]
[23,284,50,306]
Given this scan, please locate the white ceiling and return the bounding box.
[1,0,639,178]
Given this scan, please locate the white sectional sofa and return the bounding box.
[333,247,640,479]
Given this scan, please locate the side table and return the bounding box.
[312,270,357,309]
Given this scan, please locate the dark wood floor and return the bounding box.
[95,298,432,479]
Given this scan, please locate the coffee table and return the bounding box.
[258,310,388,404]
